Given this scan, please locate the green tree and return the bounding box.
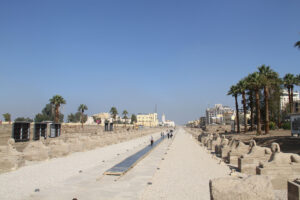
[78,104,88,127]
[228,85,240,133]
[131,114,137,124]
[237,79,248,133]
[246,90,255,131]
[295,40,300,49]
[68,112,87,123]
[34,103,64,122]
[296,74,300,86]
[283,74,297,113]
[110,107,118,122]
[258,65,280,134]
[14,117,33,122]
[2,113,11,124]
[122,110,128,119]
[49,95,66,123]
[246,72,263,135]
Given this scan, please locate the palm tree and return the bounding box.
[296,74,300,86]
[110,107,118,122]
[283,73,296,113]
[228,84,240,133]
[258,65,279,134]
[122,110,128,123]
[295,41,300,49]
[78,104,88,128]
[246,72,262,135]
[49,95,66,123]
[246,90,255,131]
[237,79,248,133]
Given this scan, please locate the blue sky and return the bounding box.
[0,0,299,124]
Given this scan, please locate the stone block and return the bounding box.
[288,179,300,200]
[209,175,275,200]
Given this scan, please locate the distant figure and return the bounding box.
[167,132,170,139]
[150,135,154,146]
[170,133,173,138]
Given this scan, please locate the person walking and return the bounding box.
[150,135,154,146]
[167,132,170,139]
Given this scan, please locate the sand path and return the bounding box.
[142,128,230,200]
[0,128,230,200]
[0,132,163,200]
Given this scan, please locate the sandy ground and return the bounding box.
[142,128,230,200]
[0,132,163,200]
[0,128,231,200]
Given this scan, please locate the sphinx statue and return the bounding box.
[257,142,300,190]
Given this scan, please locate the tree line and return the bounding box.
[228,39,300,135]
[228,66,299,135]
[2,95,138,126]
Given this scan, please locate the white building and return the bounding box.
[280,89,300,111]
[206,104,234,125]
[162,114,166,123]
[161,113,175,127]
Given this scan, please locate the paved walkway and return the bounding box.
[142,128,230,200]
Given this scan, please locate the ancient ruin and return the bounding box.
[257,143,300,190]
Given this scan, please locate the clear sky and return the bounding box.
[0,0,299,124]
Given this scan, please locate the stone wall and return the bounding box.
[0,123,152,145]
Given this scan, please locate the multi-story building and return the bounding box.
[206,104,235,125]
[136,113,158,127]
[186,120,200,128]
[280,89,300,111]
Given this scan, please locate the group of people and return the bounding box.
[150,129,174,146]
[160,130,173,139]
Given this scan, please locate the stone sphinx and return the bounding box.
[220,139,239,161]
[199,133,209,144]
[215,135,229,157]
[209,134,222,153]
[205,134,214,150]
[238,140,271,174]
[227,140,250,166]
[0,138,25,173]
[257,143,300,190]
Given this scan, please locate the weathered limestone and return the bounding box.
[220,139,239,160]
[23,140,49,161]
[202,134,213,149]
[199,133,208,144]
[0,139,24,173]
[288,179,300,200]
[48,139,70,158]
[227,140,250,166]
[215,135,228,156]
[66,138,85,152]
[209,134,221,153]
[257,143,300,190]
[209,175,275,200]
[238,140,272,174]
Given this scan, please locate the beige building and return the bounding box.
[92,112,111,124]
[136,113,158,127]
